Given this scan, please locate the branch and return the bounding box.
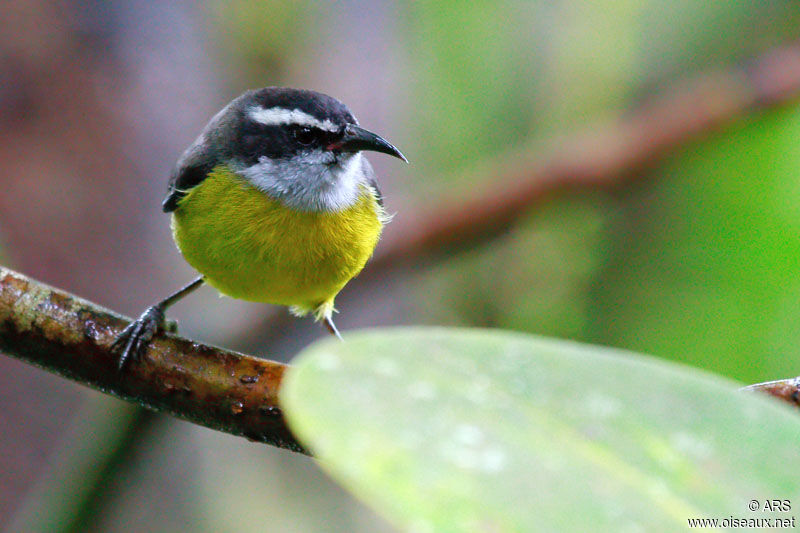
[5,260,800,461]
[742,378,800,408]
[372,42,800,269]
[0,266,306,454]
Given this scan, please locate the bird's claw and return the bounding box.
[111,305,166,370]
[323,316,343,341]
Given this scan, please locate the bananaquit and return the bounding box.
[112,87,406,367]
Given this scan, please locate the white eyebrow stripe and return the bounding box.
[248,106,339,132]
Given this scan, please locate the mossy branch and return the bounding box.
[3,262,800,458]
[743,378,800,408]
[0,266,306,454]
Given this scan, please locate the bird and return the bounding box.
[112,87,407,368]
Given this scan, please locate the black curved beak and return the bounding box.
[329,124,408,163]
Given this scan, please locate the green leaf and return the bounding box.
[281,327,800,532]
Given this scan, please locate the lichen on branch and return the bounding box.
[0,266,305,454]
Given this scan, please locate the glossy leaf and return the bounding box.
[282,328,800,532]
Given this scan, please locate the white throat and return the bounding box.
[238,152,365,212]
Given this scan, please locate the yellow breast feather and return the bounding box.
[171,165,383,321]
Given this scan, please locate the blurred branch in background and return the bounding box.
[0,267,305,454]
[372,41,800,270]
[8,398,156,533]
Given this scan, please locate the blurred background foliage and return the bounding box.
[3,0,800,531]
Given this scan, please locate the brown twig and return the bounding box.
[742,377,800,408]
[0,266,305,454]
[371,42,800,269]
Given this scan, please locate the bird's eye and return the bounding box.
[292,126,316,146]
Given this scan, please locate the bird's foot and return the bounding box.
[111,304,167,370]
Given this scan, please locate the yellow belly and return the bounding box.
[171,165,383,314]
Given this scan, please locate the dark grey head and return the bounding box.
[163,87,406,213]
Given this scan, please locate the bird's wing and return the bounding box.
[162,136,216,213]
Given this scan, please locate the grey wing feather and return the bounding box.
[162,136,217,213]
[162,101,236,213]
